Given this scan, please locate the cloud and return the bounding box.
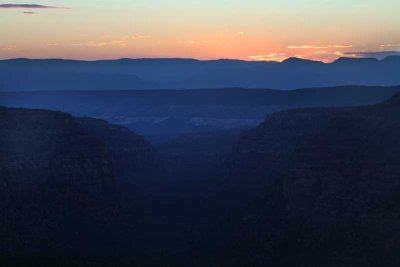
[248,53,287,62]
[131,34,151,40]
[72,40,127,47]
[2,45,17,51]
[22,11,35,14]
[343,51,400,59]
[288,44,352,49]
[0,4,67,9]
[380,44,400,48]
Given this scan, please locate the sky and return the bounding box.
[1,0,400,62]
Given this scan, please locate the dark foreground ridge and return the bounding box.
[0,107,159,264]
[1,90,400,266]
[207,91,400,266]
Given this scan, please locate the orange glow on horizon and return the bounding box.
[1,0,399,62]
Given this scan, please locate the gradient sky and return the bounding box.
[1,0,400,61]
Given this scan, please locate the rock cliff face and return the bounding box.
[280,96,400,266]
[0,107,119,258]
[0,107,116,198]
[77,118,160,193]
[210,93,400,266]
[227,108,342,178]
[0,107,160,261]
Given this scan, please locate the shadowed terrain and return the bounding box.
[1,88,400,266]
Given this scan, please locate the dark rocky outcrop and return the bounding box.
[77,118,160,194]
[0,107,159,263]
[279,96,400,266]
[0,107,119,259]
[0,107,117,196]
[206,92,400,266]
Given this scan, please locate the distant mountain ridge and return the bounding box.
[1,85,399,135]
[1,56,400,90]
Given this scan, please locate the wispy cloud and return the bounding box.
[178,39,214,45]
[72,34,152,48]
[343,51,400,59]
[73,40,127,47]
[131,34,151,40]
[0,4,68,9]
[334,51,345,56]
[22,11,35,14]
[380,44,400,48]
[248,53,287,62]
[288,44,352,49]
[2,45,17,51]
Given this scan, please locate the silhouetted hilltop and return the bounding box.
[1,56,400,90]
[382,55,400,64]
[332,57,379,65]
[282,57,324,65]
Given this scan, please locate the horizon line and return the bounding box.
[0,55,397,63]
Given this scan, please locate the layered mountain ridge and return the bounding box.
[1,56,400,90]
[1,85,399,135]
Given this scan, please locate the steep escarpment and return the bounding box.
[204,93,400,266]
[279,97,400,266]
[192,108,347,266]
[77,118,160,194]
[0,107,119,259]
[227,107,343,178]
[212,107,347,211]
[0,107,117,197]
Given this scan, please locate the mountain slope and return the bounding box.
[0,106,160,262]
[279,96,400,266]
[0,107,117,258]
[77,117,160,194]
[204,92,400,266]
